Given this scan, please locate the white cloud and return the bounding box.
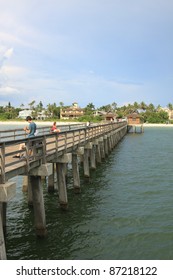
[4,47,13,59]
[0,86,20,95]
[0,65,28,77]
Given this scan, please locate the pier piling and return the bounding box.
[29,175,47,237]
[72,153,81,193]
[56,162,68,209]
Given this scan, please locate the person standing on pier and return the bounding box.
[13,116,37,158]
[24,116,37,137]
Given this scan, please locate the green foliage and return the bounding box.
[142,110,169,123]
[78,115,102,122]
[0,112,14,120]
[0,100,171,124]
[84,103,95,115]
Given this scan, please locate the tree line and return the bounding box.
[0,100,172,124]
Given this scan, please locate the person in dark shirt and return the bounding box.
[24,116,37,137]
[13,116,37,158]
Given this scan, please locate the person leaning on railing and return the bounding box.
[13,116,37,158]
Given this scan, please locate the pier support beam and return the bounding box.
[22,176,28,192]
[0,181,16,260]
[76,147,84,166]
[1,202,7,234]
[89,146,96,170]
[0,182,16,230]
[83,142,92,178]
[72,153,81,193]
[29,163,52,237]
[83,149,89,177]
[29,175,47,237]
[56,163,68,209]
[55,153,72,209]
[104,135,109,156]
[107,133,112,152]
[48,163,56,192]
[94,139,101,164]
[0,205,6,260]
[19,175,33,206]
[99,137,105,159]
[28,175,33,207]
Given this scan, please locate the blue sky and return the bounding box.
[0,0,173,109]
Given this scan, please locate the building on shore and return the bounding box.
[127,112,142,125]
[93,110,117,121]
[18,109,51,120]
[60,102,84,119]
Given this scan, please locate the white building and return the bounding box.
[18,110,33,119]
[18,109,51,120]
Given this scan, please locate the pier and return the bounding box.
[127,124,144,133]
[0,121,127,259]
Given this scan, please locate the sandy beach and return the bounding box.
[143,123,173,127]
[0,121,173,127]
[0,121,78,126]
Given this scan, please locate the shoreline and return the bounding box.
[0,121,79,126]
[0,121,173,127]
[143,123,173,127]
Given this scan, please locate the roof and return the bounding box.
[127,112,140,118]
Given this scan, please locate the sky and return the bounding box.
[0,0,173,109]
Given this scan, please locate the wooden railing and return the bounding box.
[0,123,86,142]
[0,122,127,183]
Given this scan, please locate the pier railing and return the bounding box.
[0,121,127,183]
[0,123,86,142]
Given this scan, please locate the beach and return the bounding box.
[143,123,173,127]
[0,121,78,126]
[0,121,173,127]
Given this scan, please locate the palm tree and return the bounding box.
[59,102,64,107]
[47,103,57,117]
[167,103,173,110]
[133,102,139,110]
[20,103,25,110]
[85,103,95,110]
[111,102,117,111]
[148,103,155,112]
[156,104,162,111]
[140,101,147,110]
[28,100,35,110]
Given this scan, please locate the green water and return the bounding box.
[5,127,173,259]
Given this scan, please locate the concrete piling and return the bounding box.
[0,206,6,260]
[29,175,47,237]
[56,162,68,209]
[0,182,16,259]
[72,153,81,193]
[29,164,52,236]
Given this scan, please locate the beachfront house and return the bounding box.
[18,109,51,120]
[93,110,116,121]
[18,109,33,119]
[60,102,84,119]
[127,112,141,125]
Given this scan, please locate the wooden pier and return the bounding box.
[0,121,127,259]
[127,124,144,133]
